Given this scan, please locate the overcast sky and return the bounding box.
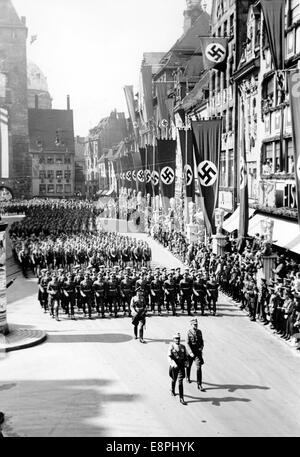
[13,0,212,137]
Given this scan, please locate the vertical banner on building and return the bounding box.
[151,143,159,197]
[192,119,222,235]
[140,65,154,124]
[120,155,128,190]
[238,106,249,253]
[156,139,177,207]
[288,70,300,226]
[139,147,147,196]
[156,82,169,138]
[179,128,195,201]
[145,144,154,197]
[0,224,8,335]
[104,157,110,190]
[126,153,134,191]
[0,108,9,179]
[261,0,285,70]
[124,86,139,137]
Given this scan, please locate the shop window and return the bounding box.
[47,184,54,193]
[56,184,63,194]
[64,184,71,193]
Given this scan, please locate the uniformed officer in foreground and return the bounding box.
[130,287,147,343]
[168,333,188,405]
[186,318,205,391]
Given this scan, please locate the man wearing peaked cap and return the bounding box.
[168,333,188,405]
[186,318,205,391]
[130,287,147,343]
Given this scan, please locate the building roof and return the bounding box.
[142,53,166,74]
[28,109,75,153]
[0,0,25,26]
[154,10,211,79]
[27,61,50,93]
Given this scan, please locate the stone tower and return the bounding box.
[183,0,203,33]
[0,0,30,197]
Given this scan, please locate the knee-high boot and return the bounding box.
[179,383,187,405]
[171,381,176,396]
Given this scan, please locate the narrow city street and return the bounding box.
[1,220,300,437]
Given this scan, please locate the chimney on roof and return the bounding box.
[67,95,70,110]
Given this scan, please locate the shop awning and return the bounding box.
[248,214,300,254]
[223,207,255,233]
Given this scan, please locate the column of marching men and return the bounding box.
[4,199,300,343]
[34,265,220,321]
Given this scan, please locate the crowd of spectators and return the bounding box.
[153,227,300,349]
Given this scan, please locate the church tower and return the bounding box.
[183,0,204,33]
[0,0,30,197]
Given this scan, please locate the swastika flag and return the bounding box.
[200,37,228,72]
[192,119,222,235]
[179,129,195,201]
[156,139,177,204]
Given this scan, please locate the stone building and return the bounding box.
[85,110,128,197]
[0,0,30,198]
[28,103,75,198]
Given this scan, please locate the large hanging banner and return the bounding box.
[126,153,134,191]
[124,85,139,138]
[151,144,159,197]
[238,106,249,253]
[138,147,146,196]
[179,128,195,201]
[192,119,222,235]
[156,139,177,203]
[288,70,300,226]
[261,0,285,71]
[145,144,154,197]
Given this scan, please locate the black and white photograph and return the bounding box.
[0,0,300,442]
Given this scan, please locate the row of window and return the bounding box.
[39,156,72,165]
[39,184,72,194]
[39,170,71,179]
[262,138,294,175]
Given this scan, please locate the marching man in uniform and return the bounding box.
[168,333,188,405]
[130,287,147,343]
[186,318,205,391]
